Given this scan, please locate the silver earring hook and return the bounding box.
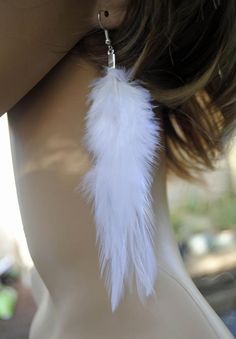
[97,10,109,31]
[97,10,116,69]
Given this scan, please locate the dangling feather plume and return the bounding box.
[77,66,161,312]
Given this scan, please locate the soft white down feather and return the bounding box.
[77,66,161,312]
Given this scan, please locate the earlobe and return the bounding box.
[92,0,127,29]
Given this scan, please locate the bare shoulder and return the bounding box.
[0,0,93,116]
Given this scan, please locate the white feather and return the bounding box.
[77,66,161,311]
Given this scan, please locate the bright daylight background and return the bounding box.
[0,112,235,338]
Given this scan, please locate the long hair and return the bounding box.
[74,0,236,180]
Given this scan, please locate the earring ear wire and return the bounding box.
[98,10,116,68]
[97,10,109,30]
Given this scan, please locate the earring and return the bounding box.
[77,9,161,312]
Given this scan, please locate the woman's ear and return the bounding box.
[91,0,127,29]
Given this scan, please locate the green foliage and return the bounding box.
[170,193,236,240]
[211,195,236,230]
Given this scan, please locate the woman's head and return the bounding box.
[76,0,236,180]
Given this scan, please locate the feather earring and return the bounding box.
[77,10,161,312]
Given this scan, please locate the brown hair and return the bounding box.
[73,0,236,180]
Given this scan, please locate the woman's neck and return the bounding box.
[8,52,234,339]
[151,150,186,276]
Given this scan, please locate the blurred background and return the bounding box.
[0,112,236,338]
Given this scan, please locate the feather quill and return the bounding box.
[77,66,161,311]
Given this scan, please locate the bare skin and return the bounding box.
[3,1,234,338]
